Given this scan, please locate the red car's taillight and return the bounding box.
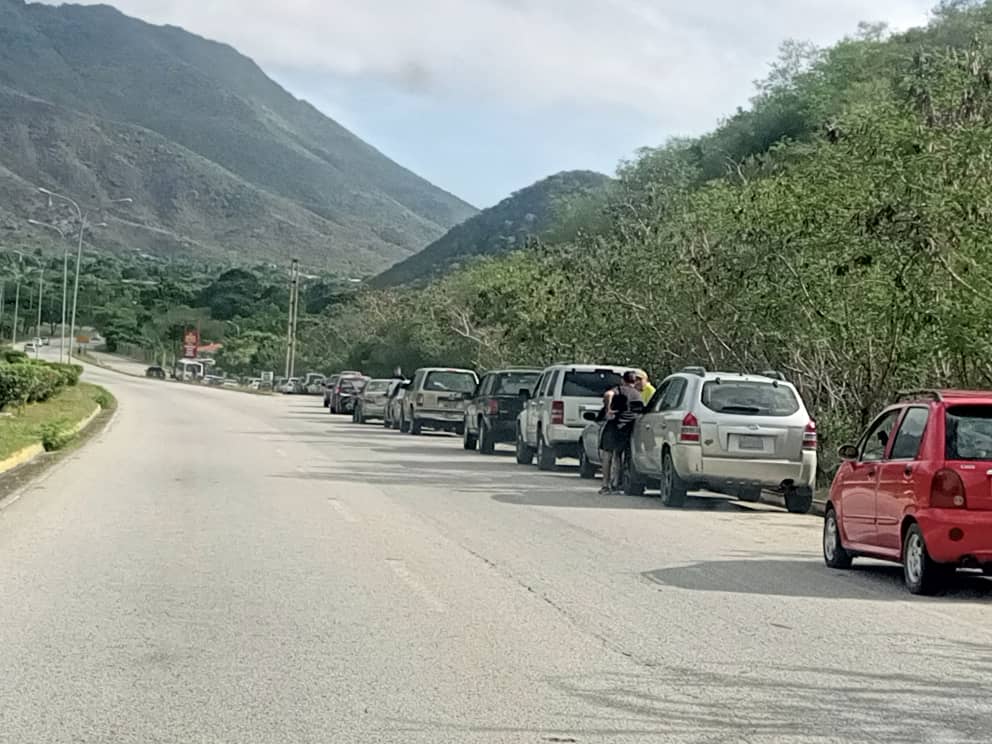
[679,412,700,443]
[803,421,818,450]
[931,469,967,508]
[488,399,499,415]
[551,400,564,425]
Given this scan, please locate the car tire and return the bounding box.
[383,414,391,429]
[822,508,853,569]
[579,448,596,479]
[785,486,814,514]
[660,450,688,507]
[463,420,478,450]
[621,452,646,496]
[410,417,422,435]
[739,486,762,503]
[357,405,367,425]
[479,422,495,455]
[983,564,992,577]
[903,523,952,595]
[515,428,534,465]
[399,412,410,433]
[536,431,556,471]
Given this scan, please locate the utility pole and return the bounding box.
[290,260,301,378]
[284,259,299,379]
[35,265,44,351]
[0,282,5,342]
[12,261,21,347]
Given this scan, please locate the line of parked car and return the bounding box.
[318,363,992,595]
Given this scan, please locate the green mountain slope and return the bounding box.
[0,0,476,272]
[371,170,612,287]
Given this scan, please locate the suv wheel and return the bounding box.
[399,411,410,433]
[536,431,556,471]
[823,508,852,569]
[479,421,495,455]
[515,427,534,465]
[785,486,813,514]
[409,414,422,435]
[578,448,596,479]
[463,419,478,450]
[903,523,952,595]
[739,486,762,503]
[621,452,646,496]
[660,450,688,507]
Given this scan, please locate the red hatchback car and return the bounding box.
[824,390,992,594]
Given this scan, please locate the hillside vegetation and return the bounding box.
[371,171,613,287]
[0,0,476,272]
[297,1,992,475]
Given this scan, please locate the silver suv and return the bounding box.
[404,367,479,435]
[626,367,817,512]
[516,364,626,470]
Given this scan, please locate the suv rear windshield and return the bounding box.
[946,405,992,460]
[494,372,540,395]
[701,381,800,417]
[562,370,622,398]
[425,371,476,393]
[365,380,389,393]
[339,376,367,391]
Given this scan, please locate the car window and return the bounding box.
[659,378,687,411]
[860,410,901,462]
[424,371,476,393]
[545,370,561,398]
[945,405,992,460]
[888,407,929,460]
[646,380,671,412]
[365,380,389,393]
[700,380,800,416]
[562,369,622,398]
[494,372,539,396]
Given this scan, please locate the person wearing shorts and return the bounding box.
[598,371,643,494]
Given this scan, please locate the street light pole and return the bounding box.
[37,189,132,362]
[35,266,43,354]
[11,257,20,347]
[28,219,68,363]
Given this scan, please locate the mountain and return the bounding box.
[0,0,476,273]
[371,170,613,287]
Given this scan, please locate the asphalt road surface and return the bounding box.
[1,365,990,744]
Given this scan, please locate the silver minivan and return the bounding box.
[627,368,817,512]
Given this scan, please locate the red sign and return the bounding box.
[182,328,199,359]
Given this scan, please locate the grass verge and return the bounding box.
[0,382,115,460]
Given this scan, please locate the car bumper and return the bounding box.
[416,410,463,423]
[672,445,816,490]
[915,509,992,564]
[487,419,517,441]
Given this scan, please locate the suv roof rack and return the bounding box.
[681,366,707,377]
[897,389,943,402]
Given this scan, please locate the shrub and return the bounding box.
[0,363,68,409]
[40,420,74,452]
[93,388,115,409]
[4,350,28,364]
[49,363,83,387]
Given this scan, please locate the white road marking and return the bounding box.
[327,498,359,523]
[386,559,447,613]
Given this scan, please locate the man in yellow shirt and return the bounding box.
[635,369,655,404]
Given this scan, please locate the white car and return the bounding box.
[516,364,627,470]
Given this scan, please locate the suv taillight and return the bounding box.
[679,412,700,443]
[416,393,424,406]
[488,399,499,415]
[931,469,967,509]
[803,421,817,450]
[551,400,564,425]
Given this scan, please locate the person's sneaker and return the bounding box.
[597,485,611,495]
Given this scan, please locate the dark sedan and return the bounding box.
[463,368,541,454]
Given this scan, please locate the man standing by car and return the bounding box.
[598,371,644,494]
[635,369,655,403]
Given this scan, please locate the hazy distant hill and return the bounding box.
[371,170,613,287]
[0,0,476,272]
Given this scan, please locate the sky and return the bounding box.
[59,1,936,207]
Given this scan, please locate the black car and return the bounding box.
[145,365,167,380]
[330,374,369,414]
[462,368,541,454]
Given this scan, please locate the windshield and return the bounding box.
[494,372,540,395]
[339,376,367,392]
[946,405,992,460]
[365,380,389,393]
[562,370,622,397]
[425,371,476,393]
[701,381,800,416]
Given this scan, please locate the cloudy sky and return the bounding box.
[66,1,935,206]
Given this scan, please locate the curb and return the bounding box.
[0,402,104,477]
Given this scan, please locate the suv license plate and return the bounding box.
[738,435,765,451]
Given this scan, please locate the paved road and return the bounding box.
[1,367,990,743]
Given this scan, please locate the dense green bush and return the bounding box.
[0,361,79,409]
[40,420,74,452]
[4,350,28,364]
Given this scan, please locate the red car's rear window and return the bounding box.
[945,405,992,460]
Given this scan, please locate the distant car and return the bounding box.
[40,337,50,346]
[463,368,541,454]
[24,342,36,352]
[279,378,302,394]
[303,373,325,395]
[516,364,626,471]
[145,365,167,380]
[353,378,395,423]
[824,389,992,595]
[330,374,369,414]
[385,380,410,430]
[403,367,479,435]
[323,371,361,408]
